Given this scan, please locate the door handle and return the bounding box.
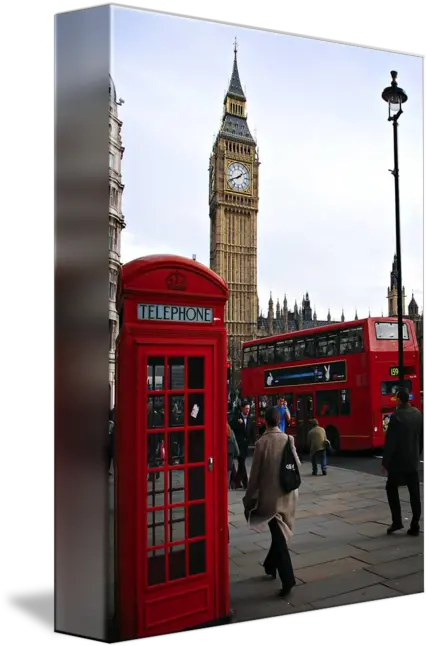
[207,457,213,471]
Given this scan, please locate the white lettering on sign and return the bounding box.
[138,304,214,324]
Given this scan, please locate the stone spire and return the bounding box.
[298,305,303,331]
[341,309,345,322]
[283,294,288,331]
[268,292,274,335]
[355,309,358,321]
[408,291,419,317]
[225,38,246,101]
[327,309,331,323]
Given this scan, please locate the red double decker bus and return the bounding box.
[241,317,421,452]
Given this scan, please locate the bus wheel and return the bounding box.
[326,426,340,454]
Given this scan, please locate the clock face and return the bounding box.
[227,162,250,191]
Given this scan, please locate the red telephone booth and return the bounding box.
[115,255,230,640]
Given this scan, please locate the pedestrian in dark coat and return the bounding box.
[231,400,254,489]
[227,424,240,489]
[382,388,423,536]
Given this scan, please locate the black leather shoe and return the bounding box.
[407,526,420,537]
[387,522,404,534]
[322,471,327,476]
[278,583,295,597]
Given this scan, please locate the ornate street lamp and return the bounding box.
[382,71,408,389]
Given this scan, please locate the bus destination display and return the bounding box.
[264,360,347,388]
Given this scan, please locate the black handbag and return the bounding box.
[280,437,301,493]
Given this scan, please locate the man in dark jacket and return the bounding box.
[382,388,423,536]
[231,400,254,489]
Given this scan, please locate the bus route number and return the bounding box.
[389,367,399,377]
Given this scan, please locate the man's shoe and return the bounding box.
[312,471,317,476]
[387,522,404,534]
[322,471,327,476]
[278,583,295,598]
[407,526,420,537]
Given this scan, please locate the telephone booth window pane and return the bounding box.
[188,466,205,501]
[168,357,185,390]
[168,395,185,427]
[148,549,166,586]
[168,544,186,581]
[147,397,165,429]
[169,506,186,543]
[168,469,185,505]
[188,394,204,426]
[188,503,205,538]
[147,358,165,391]
[147,510,165,547]
[147,432,165,468]
[147,468,165,508]
[189,541,206,576]
[188,357,204,389]
[168,431,185,465]
[188,431,204,463]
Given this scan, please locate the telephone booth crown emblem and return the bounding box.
[166,270,187,291]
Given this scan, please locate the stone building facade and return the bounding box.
[109,75,126,407]
[256,292,349,337]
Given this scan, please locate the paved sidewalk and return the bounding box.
[228,461,424,623]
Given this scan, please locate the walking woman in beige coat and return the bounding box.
[243,406,301,597]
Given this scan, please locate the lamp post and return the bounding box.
[382,71,408,390]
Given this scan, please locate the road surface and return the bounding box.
[326,451,424,483]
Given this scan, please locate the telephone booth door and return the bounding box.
[140,343,215,637]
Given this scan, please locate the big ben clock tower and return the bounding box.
[209,40,259,345]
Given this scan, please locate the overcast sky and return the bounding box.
[111,6,423,321]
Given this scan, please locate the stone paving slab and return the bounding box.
[349,534,416,552]
[295,556,368,583]
[349,542,423,566]
[381,572,424,595]
[363,554,424,580]
[310,583,402,610]
[290,544,368,570]
[229,461,424,624]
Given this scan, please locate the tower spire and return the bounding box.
[225,40,246,101]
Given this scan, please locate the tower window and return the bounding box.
[109,225,117,251]
[109,153,114,169]
[110,188,119,207]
